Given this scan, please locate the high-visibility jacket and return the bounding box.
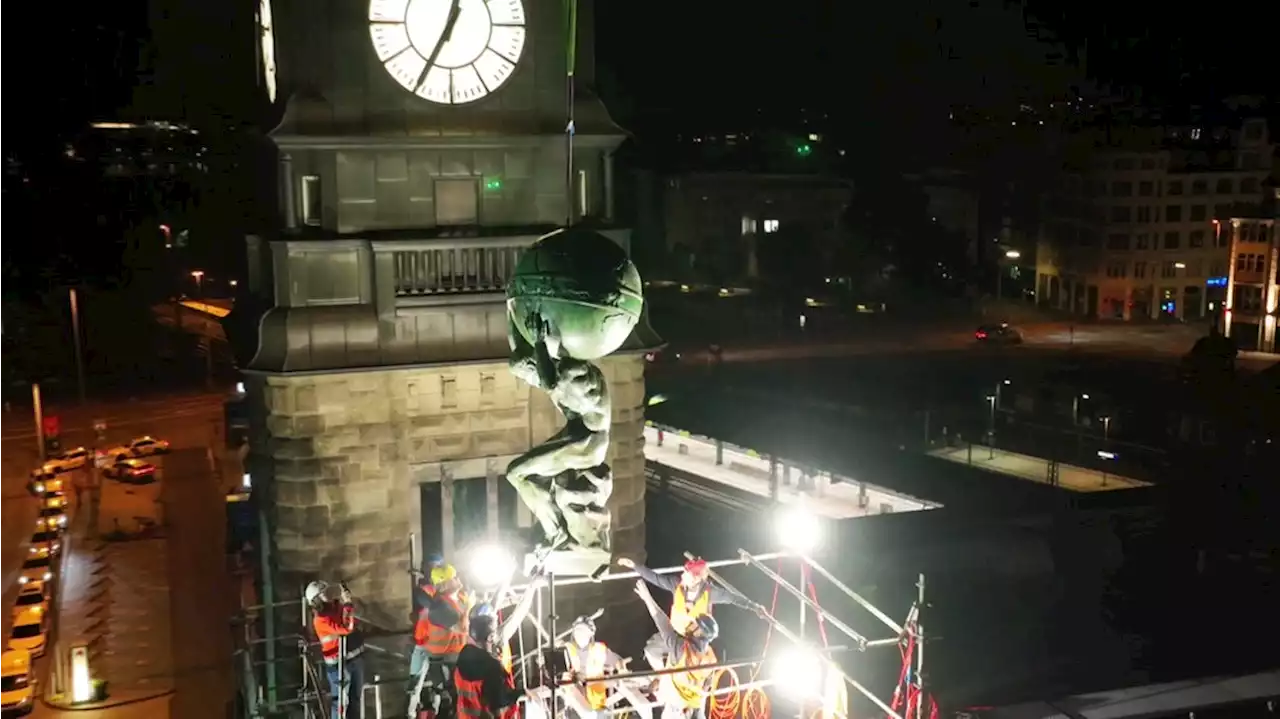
[660,642,716,709]
[426,593,469,659]
[670,585,713,635]
[566,642,610,709]
[500,643,513,674]
[314,603,363,666]
[456,660,519,719]
[414,585,437,646]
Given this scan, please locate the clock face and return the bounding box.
[259,0,277,102]
[368,0,527,105]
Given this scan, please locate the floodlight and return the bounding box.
[768,645,824,700]
[775,506,820,553]
[469,543,517,588]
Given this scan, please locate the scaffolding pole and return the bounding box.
[738,550,870,650]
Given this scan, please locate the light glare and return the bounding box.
[775,507,820,552]
[769,645,824,699]
[469,543,517,588]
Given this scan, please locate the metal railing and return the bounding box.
[388,236,535,297]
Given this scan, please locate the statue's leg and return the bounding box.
[504,471,566,544]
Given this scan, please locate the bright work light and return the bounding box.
[775,506,820,553]
[469,543,517,589]
[768,645,824,700]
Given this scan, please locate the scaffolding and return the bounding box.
[232,545,934,719]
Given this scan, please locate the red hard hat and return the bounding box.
[684,558,708,577]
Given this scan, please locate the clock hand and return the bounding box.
[415,0,463,93]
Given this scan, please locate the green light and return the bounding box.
[796,144,812,157]
[484,178,503,191]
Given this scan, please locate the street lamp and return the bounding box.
[1004,250,1021,259]
[1099,416,1112,487]
[1072,393,1089,426]
[995,378,1011,411]
[190,270,205,296]
[986,395,997,459]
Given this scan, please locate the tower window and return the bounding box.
[300,175,321,226]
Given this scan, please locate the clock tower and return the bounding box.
[231,0,656,629]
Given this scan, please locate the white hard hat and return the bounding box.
[304,580,329,604]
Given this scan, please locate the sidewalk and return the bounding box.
[927,445,1151,493]
[49,470,174,710]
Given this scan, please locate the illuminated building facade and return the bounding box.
[1036,116,1273,320]
[1223,188,1279,353]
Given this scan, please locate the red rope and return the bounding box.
[889,621,939,719]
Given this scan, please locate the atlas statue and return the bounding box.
[504,227,644,557]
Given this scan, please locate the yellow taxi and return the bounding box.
[37,505,67,532]
[0,649,35,714]
[7,608,48,658]
[28,530,60,560]
[43,494,67,510]
[11,581,50,620]
[28,470,63,496]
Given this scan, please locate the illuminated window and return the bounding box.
[741,216,758,235]
[763,219,780,234]
[300,175,321,226]
[577,169,589,218]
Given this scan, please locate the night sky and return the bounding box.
[13,0,1276,139]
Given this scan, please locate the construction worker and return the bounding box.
[409,553,451,678]
[419,564,473,684]
[562,615,624,716]
[453,576,545,719]
[633,580,718,719]
[307,580,365,719]
[619,556,764,635]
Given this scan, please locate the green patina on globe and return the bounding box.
[506,227,644,360]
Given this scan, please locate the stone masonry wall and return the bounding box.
[246,353,649,635]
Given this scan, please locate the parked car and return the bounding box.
[16,556,52,586]
[0,649,35,714]
[11,581,50,620]
[105,436,170,459]
[40,447,90,474]
[36,506,67,532]
[6,609,48,658]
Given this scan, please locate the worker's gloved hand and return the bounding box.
[633,580,651,601]
[616,557,635,569]
[752,603,768,619]
[340,586,354,604]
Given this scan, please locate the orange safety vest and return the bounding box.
[426,593,469,658]
[500,643,513,674]
[670,585,713,635]
[414,585,438,646]
[456,661,519,719]
[313,606,357,665]
[662,642,716,709]
[567,643,611,709]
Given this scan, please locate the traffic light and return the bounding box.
[484,177,503,191]
[795,144,813,157]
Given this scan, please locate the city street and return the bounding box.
[0,390,235,718]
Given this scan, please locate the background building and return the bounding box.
[1037,113,1273,320]
[655,172,852,284]
[1224,187,1279,352]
